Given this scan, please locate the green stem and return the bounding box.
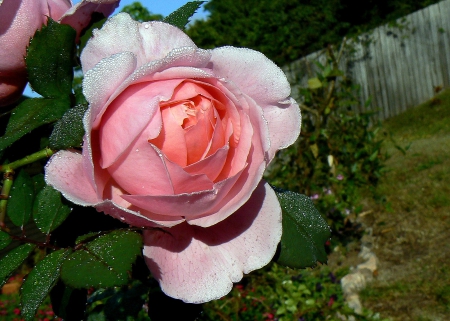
[0,171,14,229]
[0,147,55,228]
[0,147,54,172]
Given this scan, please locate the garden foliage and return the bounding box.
[265,42,389,239]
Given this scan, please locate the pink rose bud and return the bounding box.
[45,13,301,303]
[0,0,119,106]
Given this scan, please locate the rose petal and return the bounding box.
[83,52,137,130]
[187,100,267,227]
[150,101,188,166]
[209,46,291,106]
[100,181,184,227]
[106,135,175,196]
[45,150,100,206]
[60,0,119,37]
[163,154,214,194]
[264,98,302,161]
[81,13,197,73]
[184,145,229,182]
[143,182,282,303]
[98,82,164,168]
[122,167,244,218]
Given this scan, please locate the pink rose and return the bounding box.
[45,13,301,302]
[0,0,120,106]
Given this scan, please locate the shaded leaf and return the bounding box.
[0,243,36,287]
[273,187,330,268]
[6,170,34,227]
[26,18,76,98]
[148,291,203,321]
[49,103,88,150]
[33,185,72,235]
[21,249,72,321]
[32,174,46,195]
[50,280,87,320]
[163,1,205,30]
[61,230,142,288]
[0,231,11,250]
[0,98,70,151]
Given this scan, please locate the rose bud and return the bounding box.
[0,0,119,106]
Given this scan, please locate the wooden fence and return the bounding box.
[284,0,450,121]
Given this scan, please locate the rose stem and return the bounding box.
[0,147,55,228]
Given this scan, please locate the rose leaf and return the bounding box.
[49,103,89,150]
[0,98,70,151]
[21,249,72,321]
[26,18,76,99]
[273,187,331,268]
[60,230,142,288]
[6,169,34,227]
[0,231,12,251]
[0,243,36,287]
[33,185,72,235]
[163,1,206,30]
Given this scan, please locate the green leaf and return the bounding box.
[273,188,330,268]
[32,174,46,195]
[21,249,72,321]
[163,1,205,30]
[0,230,12,250]
[0,243,36,287]
[26,19,76,98]
[49,103,89,150]
[6,170,34,227]
[33,185,72,235]
[0,98,70,151]
[61,230,142,288]
[307,77,322,89]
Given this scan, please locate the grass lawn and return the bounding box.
[358,88,450,320]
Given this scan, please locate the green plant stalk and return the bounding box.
[0,171,14,229]
[0,147,55,228]
[0,147,54,172]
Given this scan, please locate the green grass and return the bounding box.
[358,88,450,320]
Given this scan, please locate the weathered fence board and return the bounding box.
[286,0,450,121]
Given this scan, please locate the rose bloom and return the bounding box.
[45,13,301,303]
[0,0,120,106]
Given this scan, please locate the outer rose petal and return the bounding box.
[59,0,119,36]
[264,98,302,161]
[209,47,291,106]
[45,150,100,206]
[81,13,196,73]
[143,182,282,303]
[0,73,27,106]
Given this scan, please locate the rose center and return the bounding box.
[149,94,217,166]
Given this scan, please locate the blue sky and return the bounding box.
[24,1,208,97]
[74,0,208,21]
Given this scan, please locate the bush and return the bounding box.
[265,43,388,240]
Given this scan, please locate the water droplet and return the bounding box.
[144,23,149,29]
[135,148,139,152]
